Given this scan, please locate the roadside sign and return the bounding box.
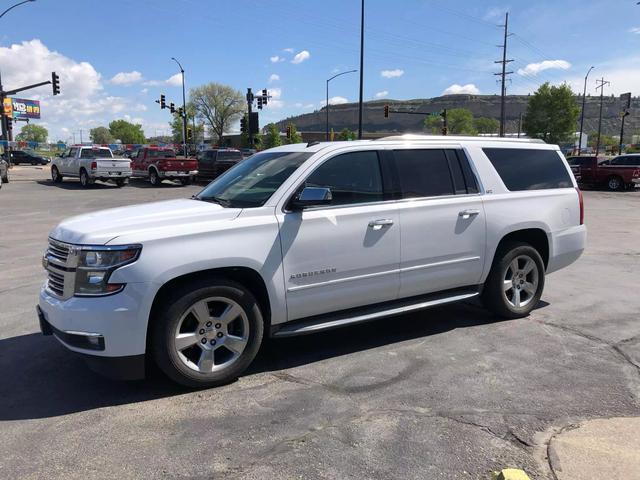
[620,92,631,110]
[3,97,41,119]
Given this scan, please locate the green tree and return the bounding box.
[473,117,500,134]
[424,108,476,135]
[190,83,245,143]
[523,82,579,144]
[89,126,115,144]
[263,123,282,149]
[108,119,145,144]
[287,123,303,144]
[338,128,356,141]
[16,124,48,143]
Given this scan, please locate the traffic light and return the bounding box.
[51,72,60,96]
[160,94,166,109]
[384,105,389,118]
[187,127,193,141]
[257,96,263,109]
[441,127,448,136]
[177,107,183,118]
[240,115,247,134]
[286,124,292,139]
[169,102,175,114]
[262,89,268,106]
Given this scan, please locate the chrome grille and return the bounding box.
[47,239,70,263]
[47,269,65,297]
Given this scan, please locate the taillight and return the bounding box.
[90,161,97,170]
[576,187,584,225]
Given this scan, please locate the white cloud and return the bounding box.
[165,73,182,86]
[442,83,480,95]
[283,47,294,53]
[270,55,284,63]
[291,50,310,64]
[484,6,508,21]
[381,69,404,78]
[320,96,348,107]
[630,27,640,35]
[517,59,571,76]
[140,88,148,94]
[269,73,280,83]
[109,70,143,85]
[375,90,389,98]
[266,88,283,108]
[294,102,314,109]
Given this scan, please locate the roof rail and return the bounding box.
[376,134,545,144]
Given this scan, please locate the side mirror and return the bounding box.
[290,186,332,210]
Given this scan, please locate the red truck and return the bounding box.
[130,147,198,186]
[566,155,640,191]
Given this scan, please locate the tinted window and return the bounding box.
[68,148,78,158]
[445,150,467,195]
[80,148,112,159]
[147,149,175,158]
[611,156,640,166]
[566,157,590,166]
[483,148,572,191]
[394,149,454,198]
[305,151,383,206]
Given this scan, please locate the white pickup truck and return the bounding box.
[38,135,586,387]
[50,146,132,187]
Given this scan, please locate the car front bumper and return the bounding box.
[37,282,151,379]
[633,178,640,186]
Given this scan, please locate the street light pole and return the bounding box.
[171,57,187,157]
[357,0,364,139]
[326,69,357,141]
[577,66,594,155]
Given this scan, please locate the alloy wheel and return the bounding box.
[173,296,250,373]
[502,255,539,308]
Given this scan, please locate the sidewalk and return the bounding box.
[548,417,640,480]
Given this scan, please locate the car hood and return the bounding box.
[49,198,241,245]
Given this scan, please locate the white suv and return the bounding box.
[38,135,586,387]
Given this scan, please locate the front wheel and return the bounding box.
[481,242,545,319]
[79,169,91,188]
[150,278,264,388]
[51,166,63,183]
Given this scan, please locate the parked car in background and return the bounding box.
[38,135,586,387]
[3,150,50,165]
[567,155,640,190]
[605,153,640,167]
[196,148,243,180]
[131,147,198,186]
[0,157,8,186]
[50,145,132,187]
[239,148,256,158]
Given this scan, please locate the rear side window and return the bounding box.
[483,148,572,191]
[393,149,454,198]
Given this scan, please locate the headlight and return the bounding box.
[74,245,141,296]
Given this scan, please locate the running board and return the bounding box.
[272,287,479,338]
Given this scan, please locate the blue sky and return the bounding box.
[1,0,639,141]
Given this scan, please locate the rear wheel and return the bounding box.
[149,169,161,186]
[115,178,126,188]
[481,241,545,319]
[607,175,623,191]
[79,169,91,188]
[150,278,264,388]
[51,165,63,183]
[180,177,192,186]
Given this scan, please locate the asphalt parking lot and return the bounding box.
[1,166,639,479]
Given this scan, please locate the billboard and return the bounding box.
[3,97,41,119]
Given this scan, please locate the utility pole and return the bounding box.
[494,12,513,137]
[79,129,83,144]
[594,77,609,157]
[578,66,594,155]
[171,57,187,157]
[619,92,631,155]
[246,88,254,147]
[517,112,522,138]
[357,0,365,139]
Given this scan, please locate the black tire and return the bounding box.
[51,166,63,183]
[481,241,545,319]
[115,178,126,188]
[180,177,192,186]
[150,277,264,388]
[1,175,8,184]
[607,175,623,191]
[149,169,161,186]
[79,169,91,188]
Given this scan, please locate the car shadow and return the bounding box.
[0,300,541,421]
[126,179,190,189]
[36,180,121,190]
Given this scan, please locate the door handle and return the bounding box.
[458,209,480,219]
[368,218,394,230]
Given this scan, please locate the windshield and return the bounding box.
[195,151,312,208]
[81,148,112,159]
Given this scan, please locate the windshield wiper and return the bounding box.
[196,195,232,207]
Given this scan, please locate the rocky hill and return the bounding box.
[276,94,640,141]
